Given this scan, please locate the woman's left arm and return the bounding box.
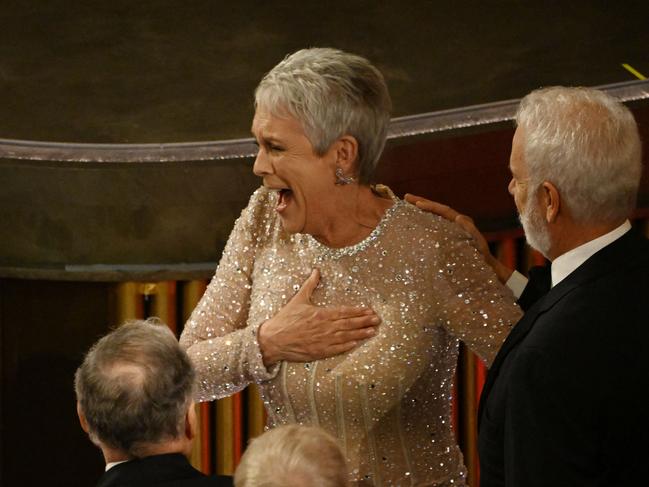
[435,224,523,367]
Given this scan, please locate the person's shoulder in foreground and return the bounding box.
[97,453,232,487]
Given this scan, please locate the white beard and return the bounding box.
[519,196,552,259]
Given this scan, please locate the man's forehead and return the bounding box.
[509,127,527,174]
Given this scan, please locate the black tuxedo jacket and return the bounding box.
[478,230,649,487]
[96,453,233,487]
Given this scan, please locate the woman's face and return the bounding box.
[252,108,337,235]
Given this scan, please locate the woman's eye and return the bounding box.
[269,144,284,152]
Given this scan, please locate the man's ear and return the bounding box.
[333,135,359,175]
[77,402,90,434]
[185,401,197,441]
[542,181,561,223]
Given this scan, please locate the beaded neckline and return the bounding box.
[302,198,403,260]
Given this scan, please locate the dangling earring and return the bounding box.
[335,167,355,185]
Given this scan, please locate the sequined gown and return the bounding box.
[180,186,521,487]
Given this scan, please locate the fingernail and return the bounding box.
[371,317,380,324]
[367,327,376,335]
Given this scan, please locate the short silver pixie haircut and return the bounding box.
[74,318,195,458]
[255,47,392,185]
[234,424,349,487]
[516,86,642,224]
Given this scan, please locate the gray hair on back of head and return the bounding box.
[234,424,349,487]
[516,86,642,224]
[254,47,392,185]
[74,318,195,458]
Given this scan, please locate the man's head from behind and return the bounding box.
[74,318,196,461]
[510,86,642,258]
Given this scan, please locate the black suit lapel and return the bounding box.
[482,264,551,394]
[478,293,548,424]
[517,265,551,311]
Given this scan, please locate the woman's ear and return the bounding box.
[542,181,561,223]
[334,135,359,175]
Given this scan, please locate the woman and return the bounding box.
[180,48,521,486]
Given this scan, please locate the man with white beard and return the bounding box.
[407,86,649,486]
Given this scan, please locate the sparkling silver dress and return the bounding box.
[180,186,522,486]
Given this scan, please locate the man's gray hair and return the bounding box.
[516,86,642,224]
[74,318,195,458]
[255,47,392,185]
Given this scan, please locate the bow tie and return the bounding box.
[517,265,551,311]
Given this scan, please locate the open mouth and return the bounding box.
[276,188,293,212]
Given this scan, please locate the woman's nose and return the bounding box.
[253,149,272,176]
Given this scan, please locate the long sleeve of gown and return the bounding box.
[434,220,523,366]
[179,188,280,401]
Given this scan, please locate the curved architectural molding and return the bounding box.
[2,80,648,280]
[1,80,647,163]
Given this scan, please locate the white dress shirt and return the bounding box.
[105,460,128,471]
[550,220,631,287]
[506,270,530,299]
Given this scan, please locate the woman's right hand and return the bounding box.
[257,269,380,366]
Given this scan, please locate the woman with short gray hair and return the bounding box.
[181,47,521,486]
[254,47,391,186]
